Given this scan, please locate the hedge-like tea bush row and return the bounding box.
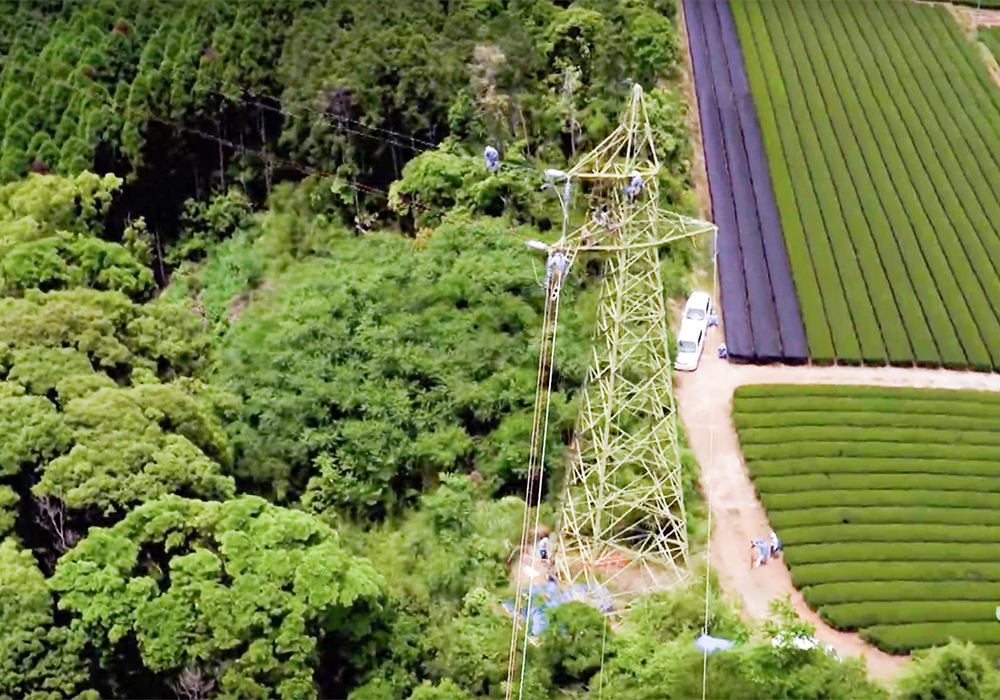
[785,542,1000,566]
[863,623,1000,655]
[740,426,1000,447]
[732,0,1000,368]
[736,397,1000,418]
[762,489,1000,512]
[744,442,1000,463]
[730,0,832,361]
[733,384,1000,653]
[750,458,1000,479]
[851,0,1000,369]
[735,411,1000,433]
[755,473,1000,495]
[772,524,1000,544]
[771,507,1000,529]
[734,0,858,361]
[735,385,1000,402]
[761,0,895,364]
[790,561,1000,588]
[803,581,1000,606]
[821,601,999,630]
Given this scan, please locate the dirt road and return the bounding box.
[674,326,1000,682]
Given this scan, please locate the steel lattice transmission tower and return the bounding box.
[548,84,716,593]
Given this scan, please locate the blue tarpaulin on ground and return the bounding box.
[695,634,735,654]
[503,580,613,637]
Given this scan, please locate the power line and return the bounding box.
[0,59,584,236]
[239,94,427,155]
[222,82,440,151]
[189,78,547,176]
[701,239,720,700]
[147,115,436,212]
[1,59,551,204]
[0,64,443,214]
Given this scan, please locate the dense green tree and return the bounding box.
[424,588,518,698]
[346,476,553,700]
[168,188,254,264]
[0,538,95,700]
[0,0,695,264]
[51,495,386,700]
[0,291,229,520]
[596,598,882,700]
[1,233,154,297]
[540,602,608,690]
[598,634,758,700]
[0,387,69,474]
[894,640,1000,700]
[388,146,550,229]
[0,172,154,297]
[739,602,883,700]
[35,382,235,513]
[0,289,208,377]
[0,172,121,237]
[0,176,230,555]
[217,216,590,513]
[407,678,473,700]
[622,573,745,645]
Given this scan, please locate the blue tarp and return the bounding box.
[695,634,736,654]
[503,580,613,637]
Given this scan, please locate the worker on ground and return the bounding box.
[770,531,782,558]
[539,535,549,563]
[484,145,499,172]
[751,538,769,569]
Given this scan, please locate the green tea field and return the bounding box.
[734,384,1000,656]
[732,0,1000,370]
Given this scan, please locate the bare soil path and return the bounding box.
[674,327,1000,682]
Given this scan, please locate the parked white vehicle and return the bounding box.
[682,291,712,336]
[674,322,706,371]
[674,291,711,372]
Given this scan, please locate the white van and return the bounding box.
[674,322,706,371]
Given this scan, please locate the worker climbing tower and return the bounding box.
[549,84,715,593]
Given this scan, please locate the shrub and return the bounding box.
[734,384,1000,403]
[735,410,1000,433]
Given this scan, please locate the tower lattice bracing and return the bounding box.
[550,85,716,594]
